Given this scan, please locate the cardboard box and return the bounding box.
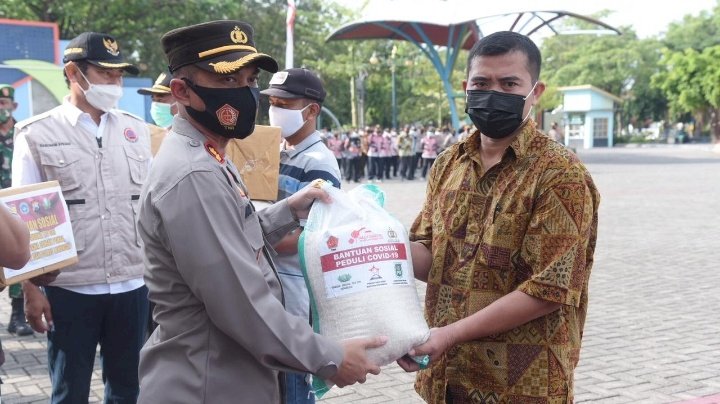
[148,124,167,156]
[0,181,79,286]
[226,125,281,202]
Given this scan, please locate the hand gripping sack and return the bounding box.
[299,182,430,397]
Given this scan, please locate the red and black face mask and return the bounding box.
[183,78,258,140]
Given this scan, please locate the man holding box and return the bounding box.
[12,32,150,403]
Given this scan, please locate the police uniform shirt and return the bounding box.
[136,115,343,404]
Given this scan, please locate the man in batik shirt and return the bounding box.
[400,31,600,404]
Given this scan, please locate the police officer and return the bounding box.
[137,72,175,155]
[136,20,385,404]
[12,32,150,403]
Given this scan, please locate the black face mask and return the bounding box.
[183,78,258,139]
[465,86,535,139]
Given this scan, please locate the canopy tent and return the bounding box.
[327,0,620,131]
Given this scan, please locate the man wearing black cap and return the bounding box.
[136,20,385,404]
[12,32,150,403]
[261,67,341,404]
[137,72,175,155]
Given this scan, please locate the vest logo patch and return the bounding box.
[124,128,138,142]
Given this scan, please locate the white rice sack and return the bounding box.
[299,182,430,396]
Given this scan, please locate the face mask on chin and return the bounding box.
[77,69,123,112]
[268,104,312,138]
[182,78,258,140]
[465,82,537,139]
[150,101,175,128]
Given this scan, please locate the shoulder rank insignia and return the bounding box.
[205,142,225,164]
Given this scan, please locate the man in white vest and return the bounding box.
[12,31,150,404]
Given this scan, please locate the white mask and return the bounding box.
[268,104,312,138]
[77,69,123,112]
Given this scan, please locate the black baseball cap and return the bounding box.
[260,68,326,103]
[137,72,172,95]
[63,32,139,75]
[161,20,278,74]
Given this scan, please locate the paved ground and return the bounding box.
[1,145,719,403]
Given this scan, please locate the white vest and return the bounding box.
[16,106,151,286]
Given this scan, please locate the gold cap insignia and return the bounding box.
[63,47,84,56]
[230,26,248,44]
[103,37,120,56]
[155,73,167,85]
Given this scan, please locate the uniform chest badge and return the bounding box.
[205,142,225,164]
[216,104,238,128]
[124,128,138,142]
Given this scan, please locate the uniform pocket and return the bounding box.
[244,211,266,253]
[124,145,149,186]
[38,150,83,193]
[67,203,86,252]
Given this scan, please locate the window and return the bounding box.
[593,118,608,138]
[592,117,610,147]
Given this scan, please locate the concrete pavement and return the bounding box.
[1,145,719,403]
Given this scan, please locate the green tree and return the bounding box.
[663,6,720,52]
[653,46,720,142]
[540,19,666,130]
[0,0,362,127]
[0,0,471,129]
[652,1,720,141]
[0,0,264,76]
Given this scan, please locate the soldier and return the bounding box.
[12,32,150,403]
[136,20,385,404]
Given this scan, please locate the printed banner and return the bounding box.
[318,224,412,299]
[0,181,78,285]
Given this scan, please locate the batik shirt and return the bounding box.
[0,122,14,188]
[411,120,600,404]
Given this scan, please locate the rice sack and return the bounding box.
[299,181,430,397]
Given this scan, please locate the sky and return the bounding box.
[516,0,718,38]
[335,0,718,39]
